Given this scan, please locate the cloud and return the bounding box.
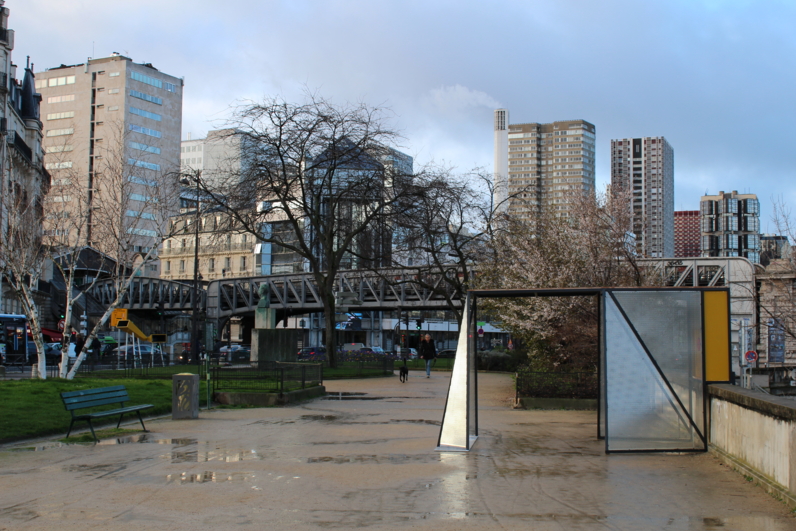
[424,85,501,117]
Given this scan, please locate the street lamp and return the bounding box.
[179,171,202,364]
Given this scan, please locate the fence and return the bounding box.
[515,371,598,401]
[212,362,323,394]
[74,360,206,380]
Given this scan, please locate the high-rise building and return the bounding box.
[493,110,595,221]
[700,191,760,263]
[0,0,48,314]
[36,54,183,252]
[610,137,674,258]
[674,210,700,258]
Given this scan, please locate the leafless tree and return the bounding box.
[45,121,181,378]
[195,94,416,367]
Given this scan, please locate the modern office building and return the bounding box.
[700,191,760,263]
[610,137,674,258]
[493,109,596,221]
[36,53,183,256]
[0,0,48,314]
[674,210,700,258]
[181,129,253,189]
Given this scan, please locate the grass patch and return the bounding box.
[402,358,455,371]
[0,378,209,444]
[59,427,142,444]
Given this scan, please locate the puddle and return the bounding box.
[307,454,440,465]
[166,471,256,484]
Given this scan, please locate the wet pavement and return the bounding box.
[1,372,794,530]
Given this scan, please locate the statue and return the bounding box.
[257,282,271,308]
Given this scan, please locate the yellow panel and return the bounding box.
[704,291,730,382]
[110,308,128,328]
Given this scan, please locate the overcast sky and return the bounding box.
[12,0,796,231]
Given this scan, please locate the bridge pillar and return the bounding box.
[251,307,276,364]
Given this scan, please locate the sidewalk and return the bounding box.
[0,372,793,530]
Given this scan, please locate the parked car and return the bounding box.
[436,349,457,359]
[219,344,251,363]
[111,344,163,363]
[340,343,365,352]
[399,347,418,359]
[297,346,327,361]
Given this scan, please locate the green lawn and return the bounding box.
[0,378,209,444]
[401,358,455,371]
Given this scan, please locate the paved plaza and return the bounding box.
[0,372,794,530]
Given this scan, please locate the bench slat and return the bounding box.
[61,385,126,399]
[63,396,131,411]
[73,404,153,420]
[62,390,129,405]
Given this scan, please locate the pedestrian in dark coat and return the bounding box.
[418,334,436,378]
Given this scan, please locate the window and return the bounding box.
[126,210,156,220]
[131,70,163,89]
[47,94,75,104]
[50,195,71,203]
[130,193,157,203]
[129,106,162,121]
[179,260,185,272]
[45,161,73,170]
[108,106,119,111]
[46,111,75,120]
[35,75,75,89]
[130,90,162,105]
[128,158,161,171]
[164,81,177,93]
[108,88,120,94]
[109,72,120,77]
[46,128,74,137]
[130,141,161,155]
[240,256,247,271]
[128,175,158,187]
[209,258,215,272]
[165,261,171,272]
[181,239,186,249]
[224,257,231,270]
[129,124,162,138]
[51,178,72,186]
[127,227,158,237]
[45,144,73,153]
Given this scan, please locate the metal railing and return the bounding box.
[211,362,322,394]
[74,359,206,379]
[515,370,598,401]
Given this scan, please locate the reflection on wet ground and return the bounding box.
[2,374,795,530]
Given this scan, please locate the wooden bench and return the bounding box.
[60,385,153,442]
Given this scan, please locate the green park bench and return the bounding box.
[60,385,153,442]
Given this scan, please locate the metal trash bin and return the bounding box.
[172,373,200,419]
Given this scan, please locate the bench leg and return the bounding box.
[136,410,148,432]
[116,412,125,429]
[66,418,75,438]
[87,419,98,442]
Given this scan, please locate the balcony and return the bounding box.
[7,130,32,165]
[0,28,13,47]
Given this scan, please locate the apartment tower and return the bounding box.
[674,210,700,257]
[36,54,183,255]
[700,191,760,263]
[610,137,674,258]
[493,110,595,221]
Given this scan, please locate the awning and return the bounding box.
[40,328,64,342]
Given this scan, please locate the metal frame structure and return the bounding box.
[436,287,731,454]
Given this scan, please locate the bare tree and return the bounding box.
[44,121,181,378]
[0,164,50,376]
[196,94,415,367]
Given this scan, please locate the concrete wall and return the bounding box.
[709,384,796,505]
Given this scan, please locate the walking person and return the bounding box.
[419,334,436,378]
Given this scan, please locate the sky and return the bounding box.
[11,0,796,232]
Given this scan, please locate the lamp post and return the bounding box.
[180,172,202,364]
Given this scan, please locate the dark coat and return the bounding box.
[419,339,436,360]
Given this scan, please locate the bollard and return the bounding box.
[172,373,200,419]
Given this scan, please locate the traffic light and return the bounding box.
[415,318,423,330]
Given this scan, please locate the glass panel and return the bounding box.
[613,291,704,449]
[438,298,471,450]
[605,294,704,451]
